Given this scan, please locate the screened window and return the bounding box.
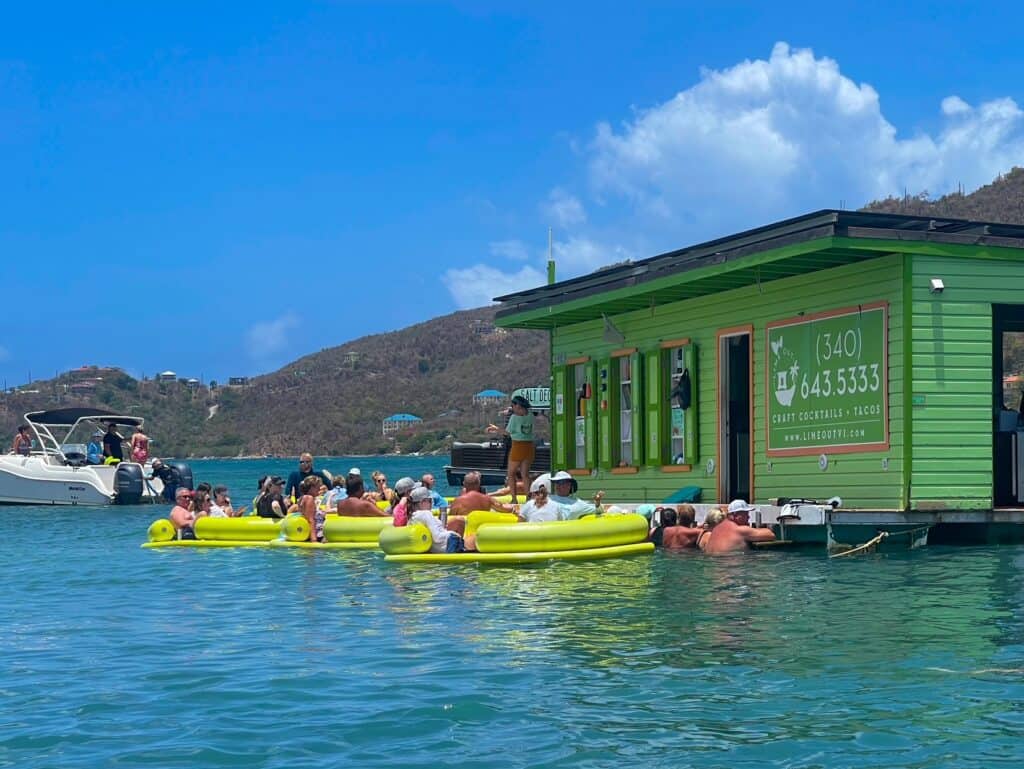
[619,356,632,465]
[666,345,686,463]
[573,362,587,468]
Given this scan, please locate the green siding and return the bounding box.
[552,254,905,507]
[908,255,1022,509]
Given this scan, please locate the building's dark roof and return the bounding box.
[25,407,144,427]
[494,209,1024,325]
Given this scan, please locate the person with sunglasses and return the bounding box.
[367,471,396,504]
[517,478,563,523]
[284,452,332,502]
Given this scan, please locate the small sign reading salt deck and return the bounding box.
[766,302,888,456]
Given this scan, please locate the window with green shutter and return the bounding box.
[566,358,593,471]
[660,339,698,471]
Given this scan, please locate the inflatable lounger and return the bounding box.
[143,515,309,548]
[269,515,392,549]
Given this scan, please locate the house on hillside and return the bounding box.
[157,371,177,383]
[472,389,507,406]
[228,377,250,387]
[382,413,422,436]
[495,209,1024,546]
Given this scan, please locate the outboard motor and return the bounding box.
[114,463,144,505]
[171,461,194,491]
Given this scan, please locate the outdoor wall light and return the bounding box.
[929,278,945,294]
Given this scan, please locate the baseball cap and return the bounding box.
[551,471,573,483]
[530,477,551,494]
[269,475,285,486]
[409,486,432,503]
[727,499,758,514]
[395,477,416,495]
[348,467,362,476]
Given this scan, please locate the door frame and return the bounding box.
[716,324,754,503]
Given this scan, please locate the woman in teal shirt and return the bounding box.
[487,395,534,505]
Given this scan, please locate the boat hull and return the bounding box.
[0,456,164,506]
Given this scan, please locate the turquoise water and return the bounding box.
[3,458,1024,768]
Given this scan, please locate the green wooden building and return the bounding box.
[495,210,1024,543]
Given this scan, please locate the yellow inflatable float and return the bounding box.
[142,515,307,548]
[381,513,654,564]
[269,515,392,549]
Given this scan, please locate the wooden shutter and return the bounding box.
[645,349,663,467]
[630,352,644,465]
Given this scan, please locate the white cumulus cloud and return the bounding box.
[589,42,1024,238]
[445,42,1024,307]
[442,264,548,309]
[246,313,300,358]
[541,187,587,226]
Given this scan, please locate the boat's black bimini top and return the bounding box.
[25,407,144,427]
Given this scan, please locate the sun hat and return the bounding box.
[530,477,550,494]
[727,499,759,514]
[348,467,362,476]
[551,470,573,483]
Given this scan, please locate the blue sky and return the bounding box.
[4,1,1024,387]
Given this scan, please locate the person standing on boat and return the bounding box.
[130,428,150,463]
[87,430,104,465]
[12,424,32,456]
[285,453,332,502]
[486,395,534,505]
[102,423,125,464]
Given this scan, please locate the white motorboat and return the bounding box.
[0,408,190,506]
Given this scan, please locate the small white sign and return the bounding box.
[555,393,564,415]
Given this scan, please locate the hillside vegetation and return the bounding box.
[0,307,549,457]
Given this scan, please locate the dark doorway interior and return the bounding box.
[721,333,751,502]
[993,305,1024,506]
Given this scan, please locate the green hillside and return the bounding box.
[0,307,549,457]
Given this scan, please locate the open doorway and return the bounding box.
[718,327,752,502]
[993,305,1024,506]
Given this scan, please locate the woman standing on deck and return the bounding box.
[487,395,534,505]
[130,428,150,463]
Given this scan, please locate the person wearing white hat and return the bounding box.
[87,430,104,465]
[517,478,563,523]
[703,499,776,554]
[549,470,605,520]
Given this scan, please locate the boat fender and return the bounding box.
[147,518,176,542]
[464,510,519,539]
[379,524,432,555]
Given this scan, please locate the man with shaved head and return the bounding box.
[285,452,332,501]
[449,472,514,516]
